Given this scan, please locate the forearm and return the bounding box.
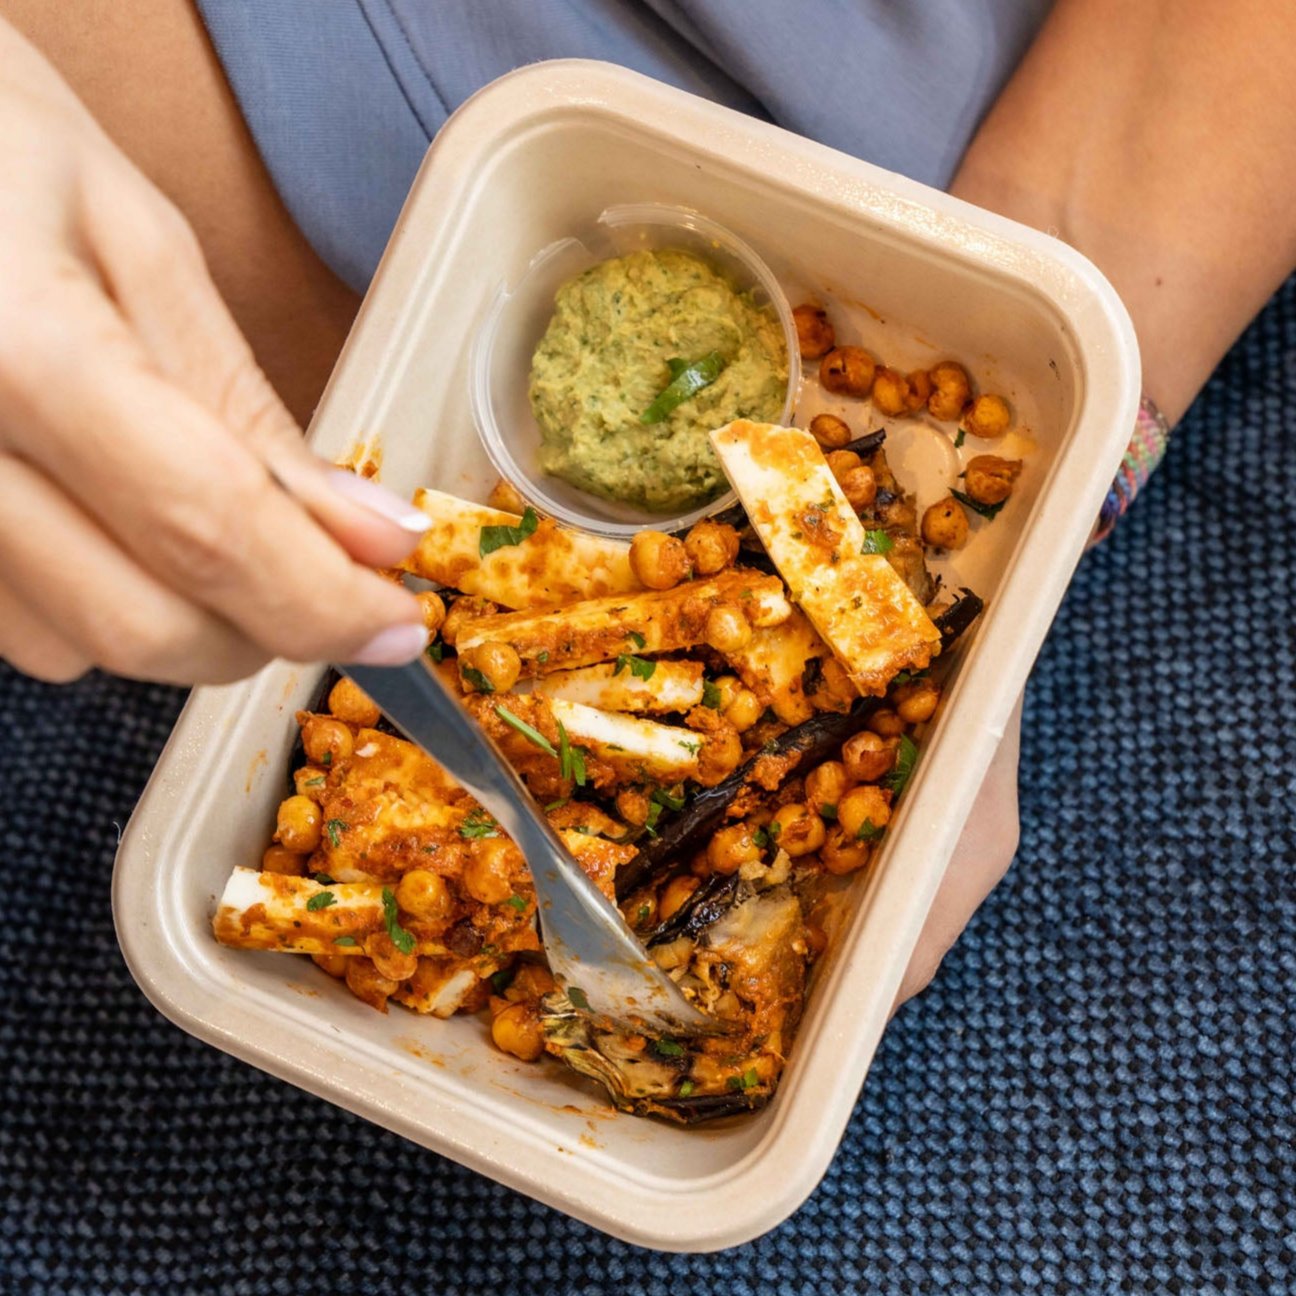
[951,0,1296,426]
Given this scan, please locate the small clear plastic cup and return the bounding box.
[469,203,800,538]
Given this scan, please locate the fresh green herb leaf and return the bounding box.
[488,967,515,995]
[950,487,1006,521]
[459,808,500,839]
[567,986,591,1011]
[700,679,722,709]
[311,872,334,885]
[652,787,687,812]
[321,751,333,767]
[636,902,652,924]
[303,776,326,788]
[767,819,782,840]
[380,887,416,955]
[494,705,557,757]
[861,529,894,556]
[461,665,495,694]
[654,1038,686,1058]
[891,671,914,688]
[478,505,539,557]
[820,803,838,821]
[752,827,769,848]
[887,733,919,797]
[426,641,445,663]
[954,427,966,449]
[557,722,587,787]
[727,1067,761,1091]
[856,818,886,843]
[643,801,663,837]
[333,935,358,947]
[505,894,529,912]
[306,890,336,912]
[639,351,728,424]
[679,738,702,756]
[678,1079,696,1098]
[544,798,569,812]
[536,650,550,664]
[613,654,656,681]
[627,631,647,649]
[325,819,348,848]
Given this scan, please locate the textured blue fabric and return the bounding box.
[1,274,1293,1289]
[194,0,1053,291]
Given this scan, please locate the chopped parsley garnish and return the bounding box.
[639,351,727,424]
[886,733,919,797]
[636,903,652,924]
[950,487,1006,520]
[627,631,647,649]
[380,887,416,955]
[303,776,325,788]
[494,705,557,757]
[768,819,782,840]
[654,1038,686,1058]
[679,738,702,756]
[333,935,358,947]
[643,801,663,837]
[820,803,838,821]
[613,654,656,681]
[478,505,539,557]
[652,787,687,812]
[306,891,336,912]
[727,1067,760,1091]
[856,818,886,843]
[752,827,769,848]
[954,427,966,449]
[567,986,591,1011]
[321,751,332,768]
[678,1080,696,1098]
[461,665,496,694]
[505,894,529,912]
[488,967,515,995]
[700,679,722,709]
[426,641,445,663]
[544,798,569,812]
[536,651,550,664]
[324,819,348,848]
[557,722,587,787]
[861,529,894,555]
[459,808,500,839]
[311,872,335,885]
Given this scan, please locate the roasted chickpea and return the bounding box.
[395,869,454,928]
[793,304,836,359]
[906,368,933,412]
[964,393,1011,439]
[819,346,876,398]
[261,845,308,876]
[804,760,848,816]
[417,590,447,637]
[706,824,763,875]
[462,837,520,905]
[275,794,322,853]
[841,731,895,783]
[328,677,381,728]
[837,465,877,511]
[921,497,970,550]
[893,680,940,725]
[345,957,399,1012]
[440,595,494,646]
[825,449,862,478]
[837,784,892,840]
[630,530,691,590]
[615,788,652,827]
[927,360,972,421]
[964,454,1022,505]
[769,803,826,857]
[293,766,329,801]
[311,952,349,979]
[301,715,353,767]
[809,413,852,449]
[820,827,873,876]
[868,708,907,739]
[491,1001,545,1062]
[364,931,419,982]
[458,640,521,694]
[723,687,763,732]
[658,874,701,922]
[683,519,740,575]
[486,478,527,514]
[870,367,912,417]
[704,604,753,653]
[697,728,744,787]
[710,675,744,712]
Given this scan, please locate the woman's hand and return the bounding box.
[0,18,430,685]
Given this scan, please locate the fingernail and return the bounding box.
[349,622,430,665]
[326,470,431,534]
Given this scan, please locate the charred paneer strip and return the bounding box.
[534,660,704,714]
[711,421,940,695]
[723,608,838,725]
[400,488,640,608]
[549,698,702,784]
[453,569,790,677]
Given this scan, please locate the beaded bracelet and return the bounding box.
[1091,393,1171,544]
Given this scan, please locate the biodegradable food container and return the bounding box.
[113,61,1139,1251]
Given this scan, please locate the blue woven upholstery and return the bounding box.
[1,278,1292,1293]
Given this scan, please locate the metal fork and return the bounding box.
[341,656,715,1035]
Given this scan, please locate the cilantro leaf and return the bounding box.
[653,1038,686,1058]
[459,808,499,839]
[861,529,894,556]
[478,506,539,557]
[306,890,336,912]
[567,986,591,1011]
[461,665,495,694]
[557,722,587,787]
[701,679,722,709]
[639,351,728,424]
[613,654,656,681]
[325,819,348,848]
[886,733,919,797]
[678,1079,696,1098]
[333,935,358,947]
[494,705,557,757]
[504,894,529,912]
[950,487,1006,521]
[652,787,687,812]
[627,631,647,649]
[856,818,886,843]
[954,427,966,449]
[380,886,416,955]
[426,641,445,663]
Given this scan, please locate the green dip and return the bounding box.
[529,248,788,514]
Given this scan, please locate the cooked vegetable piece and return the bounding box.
[399,488,640,608]
[548,698,702,783]
[710,421,941,695]
[721,607,835,725]
[534,660,704,714]
[453,569,791,677]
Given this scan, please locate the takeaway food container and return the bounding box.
[113,61,1139,1251]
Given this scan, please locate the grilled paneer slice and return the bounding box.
[401,488,640,609]
[711,421,940,695]
[548,697,702,784]
[534,660,705,714]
